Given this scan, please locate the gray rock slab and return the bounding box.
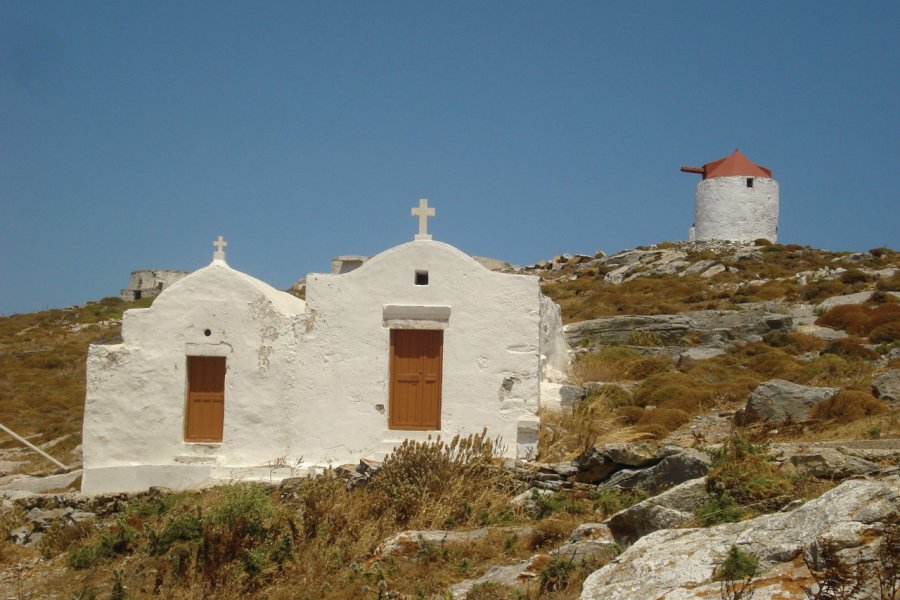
[598,449,710,494]
[580,477,900,600]
[795,324,848,340]
[0,470,81,494]
[449,559,535,599]
[872,369,900,403]
[816,291,873,311]
[606,478,709,545]
[601,442,658,468]
[738,379,838,424]
[378,526,535,559]
[678,347,726,361]
[782,448,881,480]
[565,309,791,349]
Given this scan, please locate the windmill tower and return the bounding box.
[682,149,779,243]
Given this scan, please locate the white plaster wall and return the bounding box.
[83,261,306,493]
[300,240,542,464]
[694,176,779,242]
[539,294,570,382]
[83,241,559,494]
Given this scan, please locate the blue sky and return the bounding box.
[1,1,898,315]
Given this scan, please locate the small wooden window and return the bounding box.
[415,271,429,285]
[746,178,754,188]
[185,356,225,442]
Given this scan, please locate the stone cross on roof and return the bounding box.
[411,198,435,241]
[213,236,228,261]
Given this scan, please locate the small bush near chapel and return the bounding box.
[705,436,794,516]
[369,430,516,527]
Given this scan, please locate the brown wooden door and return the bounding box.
[185,356,225,442]
[389,330,443,430]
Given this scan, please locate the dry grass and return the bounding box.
[543,244,898,323]
[816,303,900,338]
[812,390,888,422]
[574,347,672,383]
[0,297,154,469]
[3,433,617,600]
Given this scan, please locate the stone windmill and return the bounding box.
[682,149,779,243]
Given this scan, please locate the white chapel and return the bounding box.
[82,200,569,494]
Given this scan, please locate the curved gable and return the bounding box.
[120,261,305,346]
[334,240,492,281]
[149,262,306,316]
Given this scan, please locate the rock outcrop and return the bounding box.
[606,477,709,545]
[581,477,900,600]
[565,308,791,350]
[597,448,711,494]
[736,379,838,424]
[873,369,900,403]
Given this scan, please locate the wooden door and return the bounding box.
[185,356,225,442]
[389,330,443,430]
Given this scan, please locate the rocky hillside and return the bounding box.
[1,241,898,599]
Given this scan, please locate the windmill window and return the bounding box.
[746,178,754,188]
[415,271,429,286]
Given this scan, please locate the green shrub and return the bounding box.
[592,487,648,517]
[529,491,589,520]
[369,430,511,527]
[110,568,128,600]
[67,517,140,570]
[195,482,295,584]
[39,520,93,559]
[706,436,794,514]
[539,556,575,592]
[150,513,203,555]
[716,545,759,581]
[626,330,663,347]
[695,494,745,526]
[207,483,274,539]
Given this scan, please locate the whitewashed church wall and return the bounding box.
[83,239,558,493]
[694,176,779,242]
[300,240,541,464]
[82,262,306,493]
[539,294,570,382]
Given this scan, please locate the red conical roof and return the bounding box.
[681,149,772,180]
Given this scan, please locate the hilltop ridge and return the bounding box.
[1,240,898,599]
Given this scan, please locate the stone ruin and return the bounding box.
[120,269,188,301]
